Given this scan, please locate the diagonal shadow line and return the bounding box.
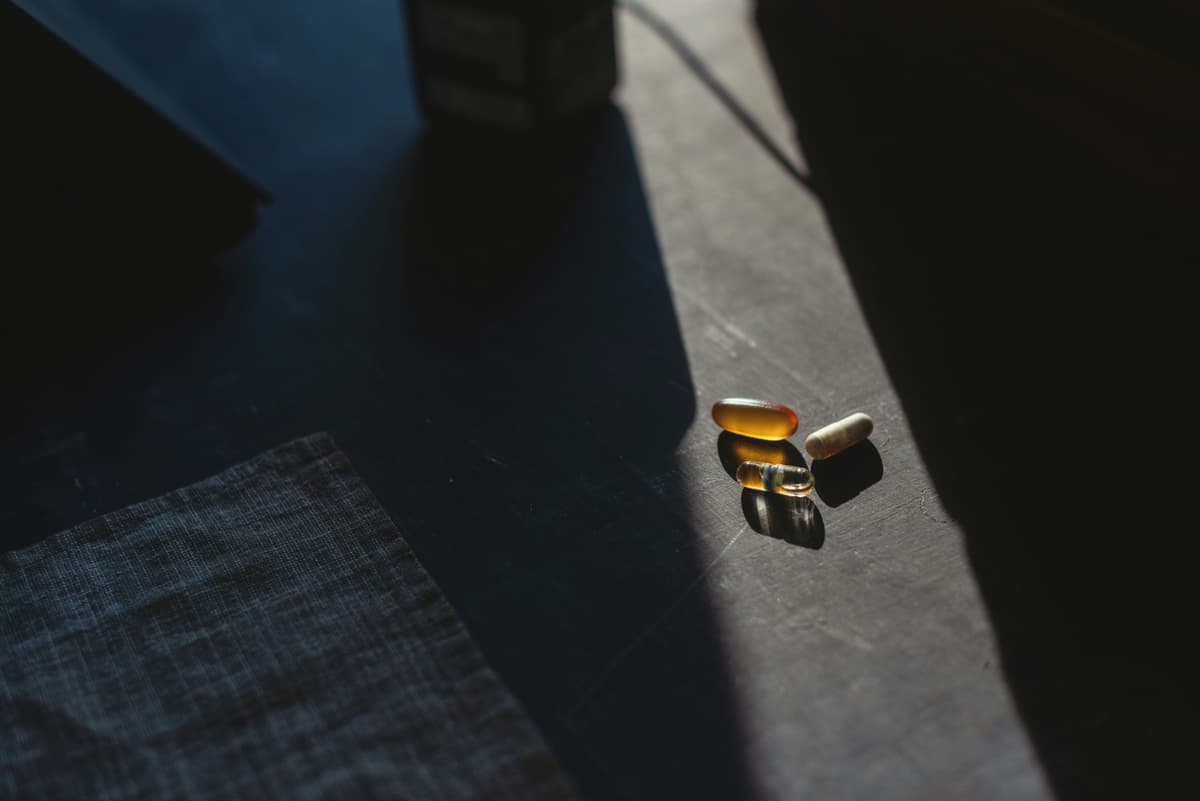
[621,0,815,192]
[565,522,751,720]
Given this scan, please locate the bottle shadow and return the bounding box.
[348,104,764,801]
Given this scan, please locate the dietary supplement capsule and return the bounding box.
[711,398,798,441]
[736,461,814,497]
[804,412,874,460]
[716,432,805,479]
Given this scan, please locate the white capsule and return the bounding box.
[805,412,874,460]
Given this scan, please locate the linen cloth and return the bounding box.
[2,434,576,801]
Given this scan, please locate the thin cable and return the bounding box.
[619,0,812,191]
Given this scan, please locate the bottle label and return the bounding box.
[428,79,530,129]
[417,1,524,86]
[548,8,616,114]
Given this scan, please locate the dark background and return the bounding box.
[4,1,1195,799]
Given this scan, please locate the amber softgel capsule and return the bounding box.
[736,461,814,497]
[804,412,874,460]
[711,398,798,441]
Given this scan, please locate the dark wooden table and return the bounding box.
[5,2,1191,799]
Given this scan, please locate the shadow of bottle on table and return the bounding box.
[811,441,883,507]
[340,104,764,801]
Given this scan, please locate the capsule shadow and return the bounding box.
[717,431,807,479]
[811,440,883,507]
[741,490,825,549]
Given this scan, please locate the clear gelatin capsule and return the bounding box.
[736,460,814,497]
[805,412,874,460]
[711,398,798,441]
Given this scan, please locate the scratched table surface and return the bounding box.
[6,1,1188,799]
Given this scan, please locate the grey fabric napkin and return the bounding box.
[2,434,576,801]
